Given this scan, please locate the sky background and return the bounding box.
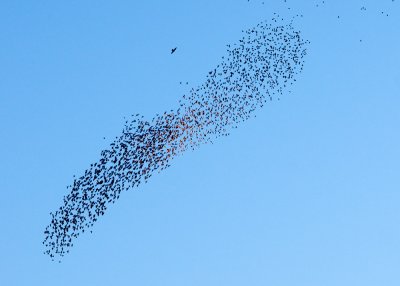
[1,0,400,285]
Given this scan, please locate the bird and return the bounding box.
[171,47,177,54]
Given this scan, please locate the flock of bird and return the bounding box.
[43,0,400,261]
[43,16,309,261]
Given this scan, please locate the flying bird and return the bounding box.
[171,47,177,54]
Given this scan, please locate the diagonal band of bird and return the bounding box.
[43,16,309,261]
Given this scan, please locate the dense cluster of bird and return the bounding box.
[43,17,309,261]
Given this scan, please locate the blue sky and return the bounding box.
[1,1,400,285]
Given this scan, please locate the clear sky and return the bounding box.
[1,0,400,285]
